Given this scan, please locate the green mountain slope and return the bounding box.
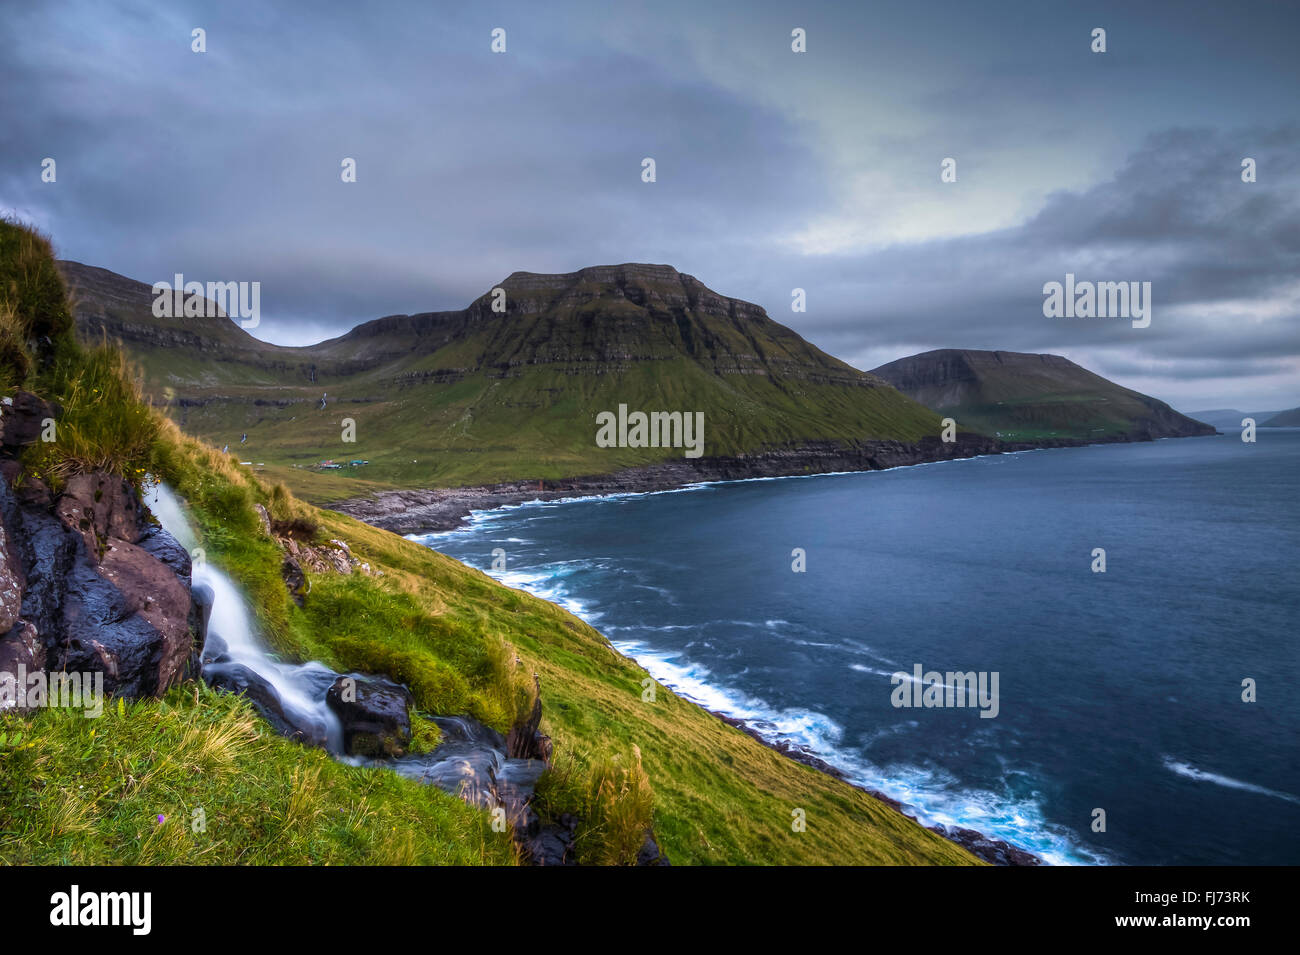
[3,221,980,865]
[58,261,942,500]
[872,349,1215,441]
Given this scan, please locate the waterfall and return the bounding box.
[143,481,344,753]
[140,481,552,854]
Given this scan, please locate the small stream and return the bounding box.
[143,482,547,838]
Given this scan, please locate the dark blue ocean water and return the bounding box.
[418,431,1300,865]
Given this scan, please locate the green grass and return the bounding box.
[139,421,979,864]
[0,686,513,865]
[158,357,941,502]
[0,217,74,389]
[59,259,943,501]
[0,220,981,865]
[301,504,980,865]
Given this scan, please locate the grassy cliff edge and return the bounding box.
[1,219,979,865]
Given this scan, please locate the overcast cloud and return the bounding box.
[2,0,1297,408]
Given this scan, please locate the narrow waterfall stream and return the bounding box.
[142,482,557,857]
[144,482,344,753]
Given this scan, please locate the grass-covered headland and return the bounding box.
[0,219,980,865]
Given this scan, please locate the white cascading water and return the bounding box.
[141,481,547,839]
[143,481,343,752]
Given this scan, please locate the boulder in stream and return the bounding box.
[326,673,413,757]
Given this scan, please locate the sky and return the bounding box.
[3,0,1298,410]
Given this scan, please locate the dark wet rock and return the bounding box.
[293,661,344,703]
[13,475,52,509]
[137,524,192,578]
[54,471,144,561]
[506,673,552,763]
[191,582,214,657]
[10,500,80,637]
[0,467,202,699]
[928,824,1043,866]
[97,536,195,691]
[0,621,45,705]
[0,391,60,448]
[0,514,25,633]
[326,673,413,757]
[281,555,308,606]
[524,813,578,866]
[636,829,670,866]
[17,505,168,697]
[393,715,507,805]
[200,631,230,665]
[204,661,327,747]
[391,714,548,836]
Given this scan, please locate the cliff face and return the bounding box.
[307,262,887,386]
[872,349,1215,441]
[0,394,201,703]
[60,261,279,359]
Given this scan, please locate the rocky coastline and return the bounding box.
[706,708,1042,866]
[325,430,1183,866]
[329,431,1196,535]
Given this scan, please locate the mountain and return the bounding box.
[872,349,1215,441]
[6,221,983,866]
[59,260,944,499]
[1260,407,1300,427]
[1186,408,1280,430]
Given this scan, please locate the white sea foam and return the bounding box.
[410,459,1135,866]
[1163,758,1300,804]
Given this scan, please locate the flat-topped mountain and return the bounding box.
[872,349,1214,441]
[58,260,941,498]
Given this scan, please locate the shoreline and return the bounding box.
[702,707,1044,866]
[329,431,1213,535]
[329,431,1219,865]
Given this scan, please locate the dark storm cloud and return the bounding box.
[760,127,1300,407]
[0,0,827,335]
[2,0,1298,408]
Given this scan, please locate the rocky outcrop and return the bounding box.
[391,713,568,864]
[273,533,375,606]
[505,674,553,763]
[326,673,414,757]
[926,824,1042,867]
[0,392,60,448]
[0,480,201,699]
[0,398,202,705]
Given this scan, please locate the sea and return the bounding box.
[415,430,1300,865]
